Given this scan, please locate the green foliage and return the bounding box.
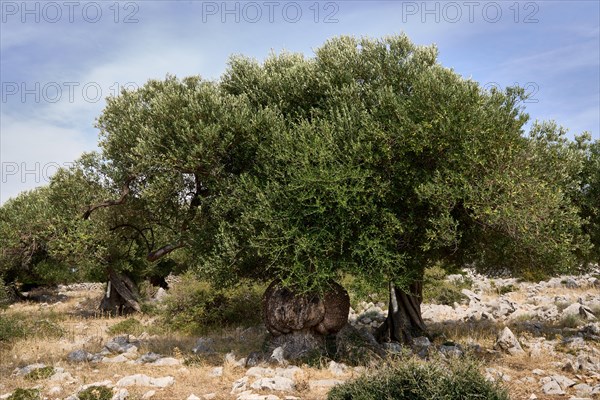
[423,266,472,306]
[0,312,63,342]
[559,314,583,329]
[77,386,113,400]
[0,314,26,342]
[25,366,54,381]
[0,278,12,308]
[108,318,145,336]
[327,357,509,400]
[160,272,264,334]
[7,388,40,400]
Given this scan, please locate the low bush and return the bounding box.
[0,312,64,343]
[78,386,113,400]
[423,265,472,306]
[108,318,145,336]
[25,366,54,380]
[327,357,509,400]
[160,272,265,334]
[0,314,26,342]
[7,388,40,400]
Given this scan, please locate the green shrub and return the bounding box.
[78,386,113,400]
[0,312,64,343]
[25,366,54,380]
[161,272,265,334]
[0,278,12,308]
[7,388,40,400]
[108,318,145,336]
[0,314,26,342]
[423,265,472,306]
[327,357,509,400]
[560,314,583,329]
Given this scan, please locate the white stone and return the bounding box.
[112,388,129,400]
[48,386,62,395]
[102,354,129,363]
[275,366,303,379]
[246,367,274,377]
[542,380,565,395]
[495,327,524,355]
[187,395,201,400]
[150,357,181,366]
[142,390,156,399]
[231,377,249,394]
[328,361,348,376]
[552,375,576,390]
[210,367,223,377]
[250,376,295,392]
[116,374,174,388]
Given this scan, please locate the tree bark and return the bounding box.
[99,269,141,315]
[375,281,427,345]
[262,280,350,360]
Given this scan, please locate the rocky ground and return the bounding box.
[1,270,599,400]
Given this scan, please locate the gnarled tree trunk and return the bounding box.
[99,269,141,316]
[262,280,350,360]
[375,281,427,345]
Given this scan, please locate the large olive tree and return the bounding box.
[208,35,589,344]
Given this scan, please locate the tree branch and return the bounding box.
[83,176,134,220]
[147,242,185,262]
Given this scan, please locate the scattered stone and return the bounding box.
[112,388,129,400]
[245,352,263,367]
[116,374,174,388]
[67,349,94,363]
[192,338,215,354]
[150,357,181,366]
[494,327,524,355]
[270,346,286,365]
[541,379,565,395]
[142,390,156,399]
[236,391,280,400]
[13,363,45,376]
[139,353,162,363]
[246,367,274,377]
[328,361,348,376]
[102,354,129,363]
[552,374,577,390]
[187,395,200,400]
[105,335,139,354]
[210,367,223,377]
[48,386,62,395]
[439,343,464,357]
[251,376,295,392]
[231,377,249,394]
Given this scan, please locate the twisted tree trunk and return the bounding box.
[262,280,350,360]
[99,269,141,315]
[375,281,427,345]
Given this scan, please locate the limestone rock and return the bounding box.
[494,327,524,355]
[116,374,174,388]
[250,376,295,392]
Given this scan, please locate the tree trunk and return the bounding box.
[99,269,141,316]
[262,280,350,360]
[375,281,427,345]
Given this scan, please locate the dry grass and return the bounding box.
[1,280,599,400]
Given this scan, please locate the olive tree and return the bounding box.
[210,35,589,344]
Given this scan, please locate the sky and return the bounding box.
[1,0,599,204]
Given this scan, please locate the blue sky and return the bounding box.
[1,0,599,203]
